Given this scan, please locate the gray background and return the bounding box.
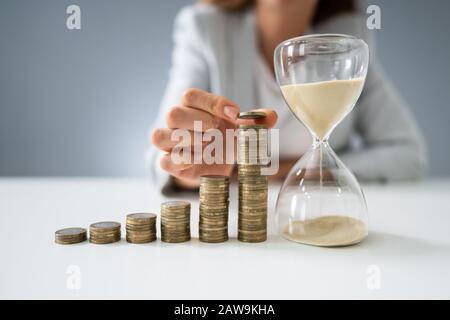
[0,0,449,177]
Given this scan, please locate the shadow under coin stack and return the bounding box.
[237,112,269,243]
[89,221,121,244]
[199,175,229,243]
[55,227,87,244]
[161,201,191,243]
[126,213,157,243]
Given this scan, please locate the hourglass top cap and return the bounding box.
[274,33,368,56]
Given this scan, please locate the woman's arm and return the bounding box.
[339,60,428,182]
[147,7,210,189]
[149,7,278,192]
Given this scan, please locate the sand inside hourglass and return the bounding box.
[283,216,367,247]
[281,78,364,140]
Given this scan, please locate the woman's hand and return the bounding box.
[151,88,277,188]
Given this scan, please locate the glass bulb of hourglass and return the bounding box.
[274,34,369,247]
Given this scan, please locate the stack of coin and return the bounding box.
[237,111,268,243]
[237,124,268,165]
[161,201,191,243]
[89,221,121,244]
[126,213,157,244]
[55,227,87,245]
[199,175,229,243]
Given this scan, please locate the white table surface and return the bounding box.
[0,177,449,299]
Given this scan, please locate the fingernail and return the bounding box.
[224,106,239,120]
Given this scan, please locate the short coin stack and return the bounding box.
[89,221,121,244]
[161,201,191,243]
[126,213,157,243]
[237,112,268,243]
[199,175,229,243]
[55,227,87,245]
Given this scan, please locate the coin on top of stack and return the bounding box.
[199,175,229,243]
[126,213,157,244]
[237,111,268,243]
[55,227,87,245]
[89,221,121,244]
[237,111,267,120]
[161,201,191,243]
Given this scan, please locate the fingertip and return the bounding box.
[181,88,201,106]
[159,153,171,172]
[166,106,183,129]
[151,128,171,152]
[253,109,277,128]
[150,128,161,146]
[160,151,194,174]
[223,105,240,121]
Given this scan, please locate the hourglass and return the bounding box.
[274,34,369,247]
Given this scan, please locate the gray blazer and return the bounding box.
[149,4,427,185]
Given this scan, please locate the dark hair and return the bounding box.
[313,0,357,25]
[200,0,358,25]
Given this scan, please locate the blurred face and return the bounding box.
[257,0,317,11]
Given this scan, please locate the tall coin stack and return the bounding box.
[199,175,229,243]
[161,201,191,243]
[126,213,157,243]
[89,221,121,244]
[237,112,269,243]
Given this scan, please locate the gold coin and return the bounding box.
[161,235,191,243]
[238,236,267,243]
[238,124,265,130]
[237,111,267,120]
[126,213,156,223]
[89,234,121,244]
[55,227,87,245]
[89,222,120,234]
[89,221,121,244]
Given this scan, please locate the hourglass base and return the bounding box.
[281,215,367,247]
[275,140,369,247]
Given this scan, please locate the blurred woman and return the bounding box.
[149,0,427,191]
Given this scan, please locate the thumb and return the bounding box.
[237,108,278,129]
